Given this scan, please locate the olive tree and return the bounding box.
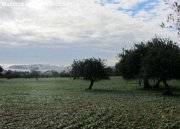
[117,37,180,95]
[71,58,109,90]
[116,43,150,88]
[143,37,180,94]
[31,67,40,81]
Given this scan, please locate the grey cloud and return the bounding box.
[0,0,179,49]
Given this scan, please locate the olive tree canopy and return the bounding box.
[116,37,180,95]
[71,58,109,90]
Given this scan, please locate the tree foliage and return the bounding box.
[71,60,84,79]
[116,37,180,94]
[162,0,180,35]
[31,67,40,81]
[71,58,109,90]
[143,38,180,80]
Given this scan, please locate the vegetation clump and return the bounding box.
[116,37,180,95]
[71,58,109,90]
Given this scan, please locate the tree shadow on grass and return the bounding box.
[84,88,137,95]
[168,87,180,97]
[139,87,180,97]
[85,88,180,97]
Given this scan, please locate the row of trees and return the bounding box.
[71,37,180,95]
[1,38,180,95]
[0,68,71,79]
[115,37,180,95]
[72,0,180,93]
[0,39,172,93]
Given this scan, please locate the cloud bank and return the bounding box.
[0,0,179,65]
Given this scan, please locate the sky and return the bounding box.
[0,0,179,67]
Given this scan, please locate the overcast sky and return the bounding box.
[0,0,179,67]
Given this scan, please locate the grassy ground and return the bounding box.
[0,77,179,129]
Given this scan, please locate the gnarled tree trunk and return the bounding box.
[138,76,142,86]
[88,79,94,90]
[162,80,173,95]
[143,76,151,89]
[153,79,161,89]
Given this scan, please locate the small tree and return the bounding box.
[71,58,109,90]
[31,67,40,81]
[5,70,13,79]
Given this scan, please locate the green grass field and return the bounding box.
[0,77,179,129]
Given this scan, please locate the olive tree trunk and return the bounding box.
[153,79,161,88]
[138,76,142,86]
[88,79,94,90]
[143,76,151,89]
[162,80,173,95]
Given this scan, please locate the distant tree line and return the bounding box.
[0,65,115,82]
[0,67,71,79]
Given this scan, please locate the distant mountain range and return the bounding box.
[7,64,71,73]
